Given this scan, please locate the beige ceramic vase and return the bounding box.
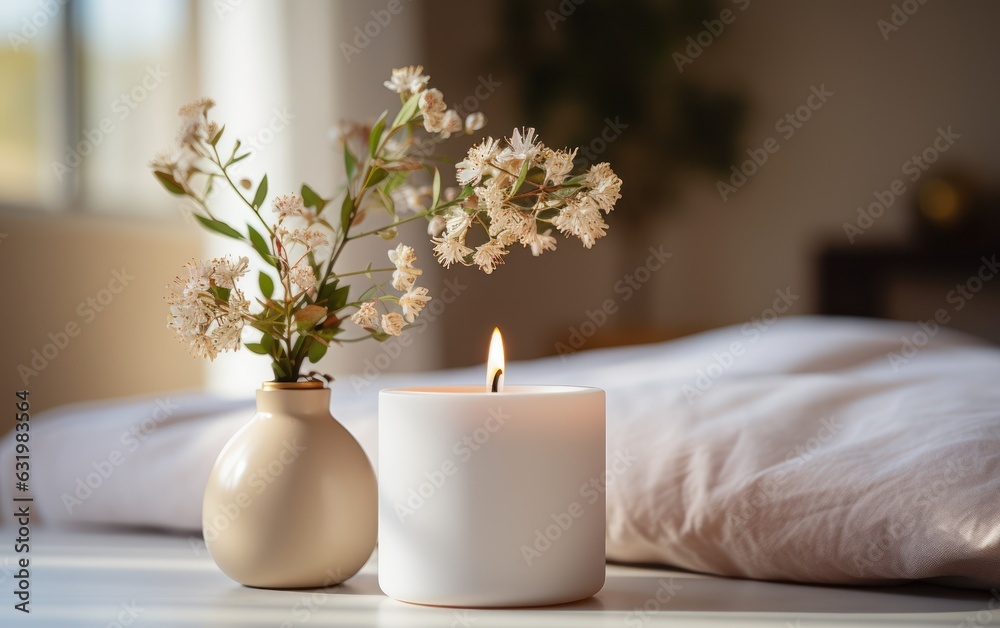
[202,381,377,588]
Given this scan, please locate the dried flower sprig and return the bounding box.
[152,65,621,382]
[434,128,622,273]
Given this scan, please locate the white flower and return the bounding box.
[279,227,329,251]
[388,243,417,269]
[166,257,248,362]
[392,185,432,213]
[542,148,577,186]
[188,335,219,362]
[464,112,486,134]
[210,256,249,290]
[427,215,446,236]
[389,245,422,291]
[210,301,245,353]
[487,205,529,240]
[407,186,432,211]
[383,65,430,95]
[392,266,422,292]
[443,207,473,239]
[273,194,310,222]
[350,301,380,329]
[177,116,205,148]
[475,177,508,214]
[150,150,178,174]
[513,212,540,244]
[455,138,499,186]
[472,239,508,274]
[399,286,431,323]
[423,111,446,134]
[419,88,447,133]
[432,236,473,268]
[289,265,317,292]
[176,98,215,148]
[585,162,622,212]
[552,195,608,248]
[498,127,540,164]
[441,110,463,135]
[381,312,405,336]
[177,260,211,297]
[523,228,558,257]
[178,97,215,119]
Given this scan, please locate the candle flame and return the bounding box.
[487,327,505,393]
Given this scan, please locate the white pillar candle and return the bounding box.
[378,385,606,607]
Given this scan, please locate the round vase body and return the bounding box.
[203,384,377,588]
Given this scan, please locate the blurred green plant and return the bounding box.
[498,0,746,214]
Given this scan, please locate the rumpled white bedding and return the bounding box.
[3,316,999,588]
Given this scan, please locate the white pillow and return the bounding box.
[4,317,998,588]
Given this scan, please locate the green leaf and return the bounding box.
[383,171,408,195]
[271,362,287,380]
[340,192,354,233]
[392,92,421,128]
[431,167,441,210]
[210,124,225,146]
[329,285,351,311]
[210,286,231,302]
[245,342,269,355]
[258,271,274,300]
[260,332,274,351]
[154,171,185,195]
[512,159,531,195]
[252,174,268,210]
[367,167,388,188]
[301,183,328,213]
[318,279,339,303]
[375,187,396,217]
[368,110,388,158]
[227,152,251,167]
[356,285,379,303]
[247,226,277,267]
[307,340,328,363]
[194,215,244,240]
[315,327,338,342]
[343,144,357,182]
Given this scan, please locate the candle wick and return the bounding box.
[491,369,503,393]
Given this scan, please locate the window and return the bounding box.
[0,0,196,216]
[0,0,62,208]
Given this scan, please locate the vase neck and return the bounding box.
[255,388,332,418]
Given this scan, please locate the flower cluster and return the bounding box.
[349,243,431,336]
[153,64,620,383]
[166,256,250,361]
[384,65,486,137]
[433,127,622,273]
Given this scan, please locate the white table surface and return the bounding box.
[0,526,998,627]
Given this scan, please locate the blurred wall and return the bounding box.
[424,0,1000,367]
[0,211,203,428]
